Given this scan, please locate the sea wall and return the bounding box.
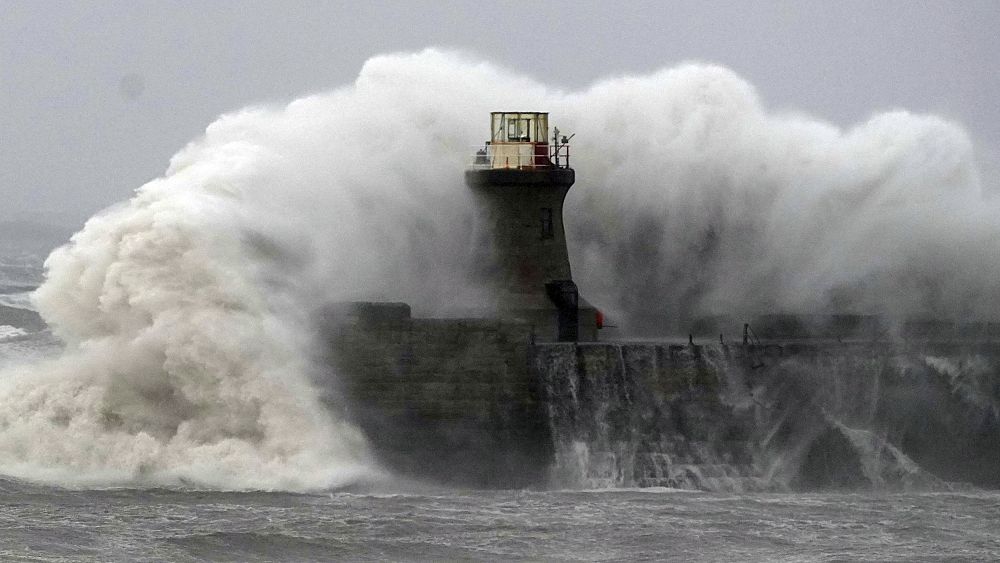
[738,341,1000,490]
[535,341,1000,491]
[317,303,551,488]
[533,343,760,491]
[321,303,1000,491]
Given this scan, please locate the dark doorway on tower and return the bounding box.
[546,280,579,341]
[540,207,554,239]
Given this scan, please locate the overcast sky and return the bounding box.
[3,0,999,227]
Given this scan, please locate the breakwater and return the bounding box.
[321,303,1000,491]
[536,341,1000,492]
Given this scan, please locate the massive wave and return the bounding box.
[0,49,995,489]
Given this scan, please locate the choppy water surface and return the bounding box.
[0,485,997,562]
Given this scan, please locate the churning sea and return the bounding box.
[0,484,998,562]
[2,254,1000,562]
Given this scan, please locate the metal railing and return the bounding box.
[468,143,571,170]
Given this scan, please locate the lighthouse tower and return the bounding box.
[466,112,599,342]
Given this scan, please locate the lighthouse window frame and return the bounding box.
[540,207,554,239]
[507,118,532,142]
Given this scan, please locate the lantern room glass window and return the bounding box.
[507,118,531,141]
[491,112,549,143]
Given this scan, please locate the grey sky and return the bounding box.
[3,0,998,227]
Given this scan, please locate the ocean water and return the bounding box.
[0,483,998,562]
[0,252,58,369]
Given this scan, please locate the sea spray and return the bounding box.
[0,154,372,489]
[0,49,997,489]
[563,65,999,331]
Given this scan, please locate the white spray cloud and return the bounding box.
[563,64,998,328]
[0,49,995,488]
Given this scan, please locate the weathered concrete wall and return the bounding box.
[318,303,552,488]
[533,343,760,490]
[465,168,575,296]
[320,303,1000,490]
[734,341,1000,489]
[464,168,599,343]
[538,341,1000,491]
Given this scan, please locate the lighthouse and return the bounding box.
[466,111,599,342]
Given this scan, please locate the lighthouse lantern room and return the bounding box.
[473,111,570,170]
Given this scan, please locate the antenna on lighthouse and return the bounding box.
[552,127,574,168]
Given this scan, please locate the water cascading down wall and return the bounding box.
[534,339,1000,491]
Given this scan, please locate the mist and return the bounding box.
[564,64,999,328]
[0,49,996,489]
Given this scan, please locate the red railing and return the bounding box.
[469,142,571,170]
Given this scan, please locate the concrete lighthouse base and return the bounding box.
[465,168,599,342]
